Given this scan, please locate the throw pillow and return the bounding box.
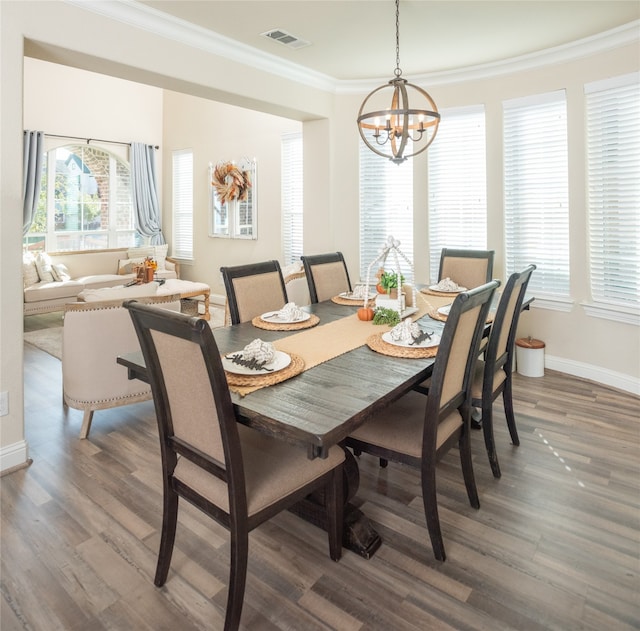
[117,258,143,275]
[35,252,55,283]
[51,263,71,282]
[22,252,40,288]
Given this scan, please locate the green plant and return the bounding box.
[373,306,401,326]
[379,270,405,292]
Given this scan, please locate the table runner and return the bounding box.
[227,294,449,396]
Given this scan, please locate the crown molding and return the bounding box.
[64,1,639,96]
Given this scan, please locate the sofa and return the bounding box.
[62,293,182,438]
[23,245,179,315]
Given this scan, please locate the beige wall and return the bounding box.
[161,91,300,296]
[1,0,638,472]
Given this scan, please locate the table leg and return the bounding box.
[288,447,382,559]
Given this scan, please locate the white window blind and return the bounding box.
[504,91,569,297]
[427,105,487,283]
[281,132,303,265]
[359,141,413,280]
[172,149,193,260]
[586,73,640,309]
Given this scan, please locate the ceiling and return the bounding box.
[138,1,639,81]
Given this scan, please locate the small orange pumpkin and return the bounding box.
[357,307,375,321]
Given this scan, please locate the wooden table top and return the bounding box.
[119,299,448,458]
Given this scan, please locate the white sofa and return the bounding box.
[62,293,182,439]
[23,246,179,315]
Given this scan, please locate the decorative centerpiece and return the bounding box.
[135,257,157,283]
[364,236,417,317]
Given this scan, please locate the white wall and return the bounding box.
[2,0,638,473]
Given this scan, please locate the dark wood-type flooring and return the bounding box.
[3,318,639,630]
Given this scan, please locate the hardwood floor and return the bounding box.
[2,340,639,630]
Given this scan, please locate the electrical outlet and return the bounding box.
[0,391,8,416]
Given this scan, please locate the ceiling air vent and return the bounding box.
[261,29,311,50]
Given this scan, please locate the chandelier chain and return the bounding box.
[394,0,402,78]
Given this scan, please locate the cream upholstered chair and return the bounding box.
[282,261,311,306]
[62,293,181,439]
[220,260,288,325]
[471,264,536,478]
[301,252,352,303]
[346,281,499,561]
[124,302,344,631]
[438,248,495,289]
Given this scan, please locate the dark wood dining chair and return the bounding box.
[438,248,495,289]
[346,280,499,561]
[124,301,344,631]
[301,252,352,303]
[220,260,288,324]
[470,264,536,478]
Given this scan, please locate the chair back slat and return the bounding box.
[485,264,537,376]
[150,330,227,466]
[301,252,352,303]
[438,248,495,289]
[221,261,287,324]
[125,302,246,503]
[425,281,499,449]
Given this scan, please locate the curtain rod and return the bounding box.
[44,133,159,149]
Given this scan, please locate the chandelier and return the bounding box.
[357,0,440,164]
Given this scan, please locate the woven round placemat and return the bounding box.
[331,295,369,306]
[251,313,320,331]
[224,352,305,387]
[420,288,463,298]
[366,333,438,359]
[427,308,448,322]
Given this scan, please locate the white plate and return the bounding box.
[260,310,311,324]
[382,331,441,349]
[339,291,377,301]
[428,284,466,293]
[223,350,291,375]
[437,304,452,316]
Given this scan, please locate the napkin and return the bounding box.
[276,302,305,321]
[433,277,467,292]
[242,339,276,364]
[389,318,422,343]
[350,285,371,299]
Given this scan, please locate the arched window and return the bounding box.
[24,144,139,252]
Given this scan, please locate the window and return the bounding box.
[586,73,640,313]
[172,149,193,260]
[208,159,257,239]
[427,105,487,283]
[359,141,413,280]
[504,91,570,303]
[282,132,303,265]
[23,144,138,252]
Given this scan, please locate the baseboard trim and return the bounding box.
[0,440,30,475]
[546,354,640,396]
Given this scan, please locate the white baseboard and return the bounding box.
[210,293,226,307]
[545,354,640,396]
[0,440,29,474]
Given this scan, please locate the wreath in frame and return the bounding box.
[211,161,252,204]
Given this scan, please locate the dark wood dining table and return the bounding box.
[118,297,452,558]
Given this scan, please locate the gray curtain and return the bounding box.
[130,142,165,245]
[23,130,44,236]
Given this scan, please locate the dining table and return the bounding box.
[118,289,497,558]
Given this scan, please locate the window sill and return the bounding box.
[529,295,574,312]
[581,302,640,326]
